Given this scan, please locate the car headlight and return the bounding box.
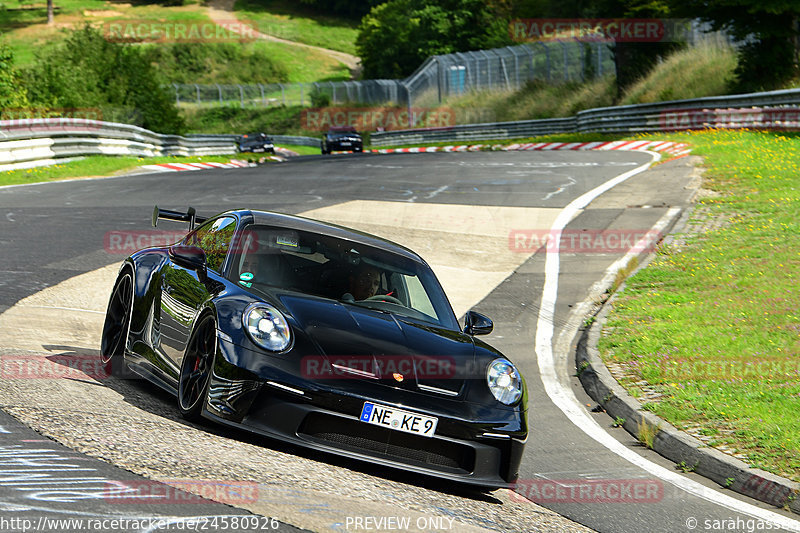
[487,358,522,405]
[243,303,291,352]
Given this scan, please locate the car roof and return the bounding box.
[228,209,423,263]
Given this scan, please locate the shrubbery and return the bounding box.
[144,43,289,85]
[20,26,184,133]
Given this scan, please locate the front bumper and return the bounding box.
[205,339,527,488]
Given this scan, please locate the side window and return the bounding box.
[185,217,236,273]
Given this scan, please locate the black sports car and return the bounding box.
[321,127,363,154]
[238,133,274,154]
[101,207,527,488]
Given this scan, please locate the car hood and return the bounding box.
[279,293,475,391]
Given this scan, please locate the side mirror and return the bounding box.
[169,245,207,278]
[464,310,493,336]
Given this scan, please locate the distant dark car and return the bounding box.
[238,133,274,154]
[101,207,527,488]
[322,127,363,154]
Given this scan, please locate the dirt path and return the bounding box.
[207,0,361,75]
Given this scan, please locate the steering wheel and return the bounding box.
[365,294,404,305]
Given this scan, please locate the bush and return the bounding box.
[22,25,184,133]
[0,44,28,111]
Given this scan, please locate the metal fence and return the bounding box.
[370,88,800,146]
[402,41,613,108]
[173,41,614,109]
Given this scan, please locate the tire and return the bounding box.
[100,270,133,374]
[178,314,217,422]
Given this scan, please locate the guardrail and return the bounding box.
[371,88,800,146]
[0,119,321,171]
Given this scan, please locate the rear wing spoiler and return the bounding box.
[152,206,207,230]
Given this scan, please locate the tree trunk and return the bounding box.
[47,0,54,25]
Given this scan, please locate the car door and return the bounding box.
[158,216,237,375]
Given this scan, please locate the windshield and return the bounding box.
[227,224,458,330]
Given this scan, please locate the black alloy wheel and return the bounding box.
[178,314,217,421]
[100,271,133,365]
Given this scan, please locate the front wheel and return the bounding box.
[100,270,133,370]
[178,314,217,422]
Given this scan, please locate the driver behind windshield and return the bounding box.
[343,265,380,301]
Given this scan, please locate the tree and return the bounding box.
[356,0,512,79]
[47,0,54,24]
[667,0,800,91]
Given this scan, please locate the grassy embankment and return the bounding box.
[0,0,350,82]
[233,0,358,55]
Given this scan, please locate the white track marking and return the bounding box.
[534,152,800,531]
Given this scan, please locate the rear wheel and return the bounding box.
[178,314,217,422]
[100,271,133,370]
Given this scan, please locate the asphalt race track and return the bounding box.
[1,151,799,533]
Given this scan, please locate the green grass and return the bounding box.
[597,129,800,482]
[252,39,349,83]
[233,0,359,55]
[620,39,738,104]
[433,76,617,122]
[278,143,319,156]
[0,154,245,186]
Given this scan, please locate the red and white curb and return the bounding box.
[139,159,253,173]
[369,140,691,158]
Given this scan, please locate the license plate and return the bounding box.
[340,142,351,146]
[359,402,437,437]
[252,148,265,152]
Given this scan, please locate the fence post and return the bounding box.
[561,41,568,82]
[596,42,602,77]
[500,57,510,90]
[300,83,304,106]
[280,84,285,106]
[216,84,222,106]
[259,84,265,106]
[239,85,244,108]
[173,84,180,105]
[194,84,200,105]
